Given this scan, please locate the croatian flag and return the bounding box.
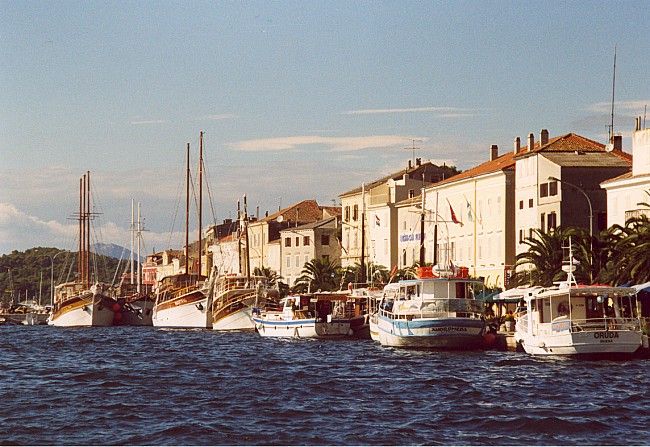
[375,214,381,227]
[447,199,463,226]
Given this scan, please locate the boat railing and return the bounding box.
[567,317,641,333]
[216,289,258,310]
[379,298,483,320]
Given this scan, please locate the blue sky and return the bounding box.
[1,1,649,255]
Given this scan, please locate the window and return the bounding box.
[409,189,415,198]
[529,228,533,239]
[321,234,330,246]
[344,206,350,221]
[541,213,546,233]
[286,256,291,267]
[529,198,533,208]
[548,212,557,231]
[549,180,558,196]
[295,236,300,247]
[295,255,300,268]
[303,236,310,246]
[285,237,291,247]
[540,183,548,198]
[519,200,524,210]
[353,204,359,221]
[519,229,523,244]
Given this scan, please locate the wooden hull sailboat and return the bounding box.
[153,133,213,329]
[49,171,118,327]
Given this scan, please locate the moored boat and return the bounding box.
[514,248,643,357]
[253,292,354,338]
[48,171,118,327]
[152,273,212,328]
[375,265,487,349]
[211,274,270,331]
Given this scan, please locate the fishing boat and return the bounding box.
[153,134,213,329]
[49,172,117,327]
[375,265,487,349]
[253,292,354,338]
[514,245,643,357]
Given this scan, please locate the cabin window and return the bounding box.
[456,282,466,299]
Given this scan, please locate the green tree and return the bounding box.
[292,258,340,293]
[597,216,650,285]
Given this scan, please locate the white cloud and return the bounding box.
[229,135,427,153]
[130,119,168,125]
[193,114,237,121]
[587,100,650,114]
[341,107,457,115]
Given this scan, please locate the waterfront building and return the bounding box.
[513,129,631,258]
[244,200,340,277]
[279,217,341,287]
[396,144,516,289]
[338,159,458,278]
[602,117,650,226]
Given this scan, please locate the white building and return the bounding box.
[602,117,650,226]
[396,144,516,289]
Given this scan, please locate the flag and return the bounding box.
[389,264,398,279]
[465,197,474,222]
[375,214,381,227]
[447,199,463,226]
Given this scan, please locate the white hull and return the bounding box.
[516,328,642,356]
[49,300,114,327]
[377,315,485,348]
[213,307,255,331]
[152,296,211,328]
[369,314,380,342]
[254,317,351,338]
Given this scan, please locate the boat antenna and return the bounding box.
[609,45,617,143]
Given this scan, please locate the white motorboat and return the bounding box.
[376,266,487,349]
[253,292,354,338]
[514,250,643,357]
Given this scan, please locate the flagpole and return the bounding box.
[434,191,439,266]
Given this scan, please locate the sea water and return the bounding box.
[1,326,648,445]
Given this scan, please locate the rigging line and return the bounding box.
[166,152,188,250]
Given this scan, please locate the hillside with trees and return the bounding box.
[0,247,123,307]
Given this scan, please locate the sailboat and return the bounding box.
[49,172,118,327]
[152,134,213,328]
[211,194,273,331]
[113,200,154,326]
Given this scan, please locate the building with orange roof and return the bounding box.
[513,129,631,257]
[395,144,516,288]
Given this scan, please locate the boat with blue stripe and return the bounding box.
[376,266,487,349]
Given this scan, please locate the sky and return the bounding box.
[1,0,649,256]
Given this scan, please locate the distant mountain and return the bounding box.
[91,243,144,262]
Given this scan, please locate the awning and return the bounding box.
[633,281,650,292]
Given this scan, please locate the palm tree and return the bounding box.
[292,258,340,293]
[509,228,567,287]
[598,216,650,285]
[252,266,282,287]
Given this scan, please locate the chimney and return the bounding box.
[527,133,535,152]
[514,136,521,154]
[613,135,622,151]
[540,129,549,146]
[415,157,421,166]
[408,160,412,169]
[490,144,499,161]
[636,116,642,132]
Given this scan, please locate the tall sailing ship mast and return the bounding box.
[152,133,214,328]
[49,172,117,327]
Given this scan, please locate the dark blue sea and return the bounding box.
[1,326,649,446]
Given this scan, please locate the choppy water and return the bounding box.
[1,326,649,446]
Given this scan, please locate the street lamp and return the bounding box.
[48,250,68,306]
[549,176,593,282]
[548,176,593,241]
